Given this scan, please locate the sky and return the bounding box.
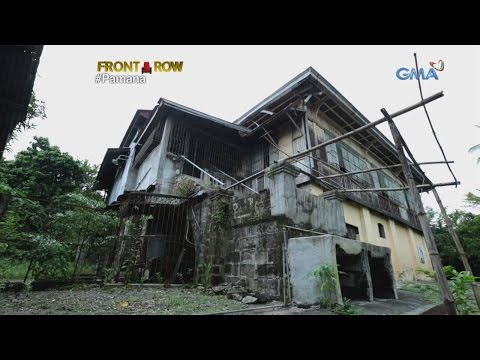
[6,45,480,213]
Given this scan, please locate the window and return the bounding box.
[339,143,371,186]
[378,223,386,238]
[251,141,277,174]
[324,130,340,168]
[307,120,328,167]
[292,119,306,154]
[378,171,405,206]
[417,245,425,264]
[346,224,359,240]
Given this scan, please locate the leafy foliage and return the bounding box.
[27,235,70,280]
[444,265,479,315]
[5,91,47,151]
[0,137,119,281]
[333,298,360,315]
[427,206,480,276]
[172,175,197,197]
[309,263,339,308]
[202,262,213,289]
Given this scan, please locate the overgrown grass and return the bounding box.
[401,281,480,315]
[0,259,30,280]
[0,286,248,315]
[0,259,97,281]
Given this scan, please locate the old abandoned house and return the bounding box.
[96,67,433,305]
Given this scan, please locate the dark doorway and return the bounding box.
[335,246,369,300]
[368,253,395,299]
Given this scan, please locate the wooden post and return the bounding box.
[398,133,480,310]
[431,188,480,309]
[382,108,457,315]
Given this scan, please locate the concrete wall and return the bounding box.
[189,190,286,297]
[268,161,347,237]
[342,200,432,282]
[108,141,137,205]
[288,235,397,306]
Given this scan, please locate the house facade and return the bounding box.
[97,67,433,303]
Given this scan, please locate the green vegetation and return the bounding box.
[427,192,480,277]
[403,265,480,315]
[202,262,213,289]
[0,259,30,280]
[0,137,119,282]
[172,175,197,197]
[211,197,230,229]
[444,265,479,315]
[333,298,360,315]
[309,263,338,308]
[0,286,247,315]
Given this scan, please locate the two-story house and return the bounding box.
[97,67,433,304]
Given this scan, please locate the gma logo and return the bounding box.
[396,67,439,80]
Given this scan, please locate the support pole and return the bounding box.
[284,91,444,163]
[337,181,459,193]
[382,107,457,315]
[316,161,454,180]
[398,135,480,309]
[431,188,480,309]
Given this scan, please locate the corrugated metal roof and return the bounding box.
[0,45,43,156]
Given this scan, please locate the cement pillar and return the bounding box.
[386,218,402,279]
[322,191,347,237]
[359,207,376,244]
[267,160,300,220]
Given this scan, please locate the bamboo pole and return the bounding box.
[284,92,444,163]
[336,181,459,193]
[382,107,457,315]
[398,136,480,309]
[316,161,453,180]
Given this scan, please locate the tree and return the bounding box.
[3,137,89,201]
[5,91,47,152]
[429,208,480,276]
[0,137,120,280]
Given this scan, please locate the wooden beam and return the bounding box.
[316,161,454,180]
[337,181,459,193]
[283,91,444,163]
[382,107,457,315]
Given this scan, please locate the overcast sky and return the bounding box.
[6,45,480,213]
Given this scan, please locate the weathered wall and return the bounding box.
[189,190,285,298]
[268,161,347,237]
[108,141,136,204]
[134,143,162,191]
[342,200,432,282]
[288,235,397,306]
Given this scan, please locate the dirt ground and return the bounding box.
[0,285,247,315]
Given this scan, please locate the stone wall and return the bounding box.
[189,190,287,298]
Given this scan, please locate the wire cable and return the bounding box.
[413,53,458,186]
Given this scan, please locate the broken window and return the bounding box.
[324,130,340,168]
[292,118,306,155]
[339,143,372,186]
[307,119,328,171]
[346,224,359,240]
[378,171,405,206]
[378,223,386,238]
[251,141,277,174]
